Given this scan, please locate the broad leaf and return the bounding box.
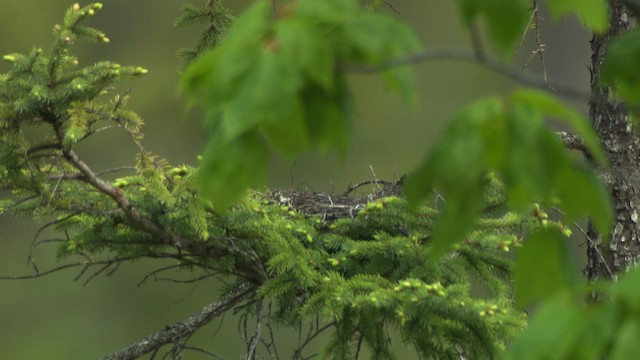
[405,98,500,257]
[602,29,640,105]
[507,293,585,360]
[302,77,352,155]
[514,228,578,307]
[198,131,268,209]
[275,18,334,91]
[406,91,612,259]
[547,0,608,32]
[511,90,606,165]
[182,0,420,208]
[610,321,640,360]
[455,0,530,53]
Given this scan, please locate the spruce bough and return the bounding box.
[0,2,584,359]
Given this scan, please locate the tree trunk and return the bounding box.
[587,0,640,279]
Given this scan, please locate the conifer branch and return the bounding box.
[102,286,254,360]
[0,5,544,358]
[61,146,182,245]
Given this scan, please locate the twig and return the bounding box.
[263,302,281,360]
[343,180,393,196]
[97,166,137,177]
[551,207,616,280]
[102,286,253,360]
[383,1,400,14]
[246,300,264,360]
[292,321,335,359]
[1,255,147,281]
[522,0,549,84]
[181,346,226,359]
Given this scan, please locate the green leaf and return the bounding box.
[455,0,530,53]
[502,104,547,209]
[302,77,352,155]
[222,49,303,140]
[275,19,335,91]
[428,181,485,258]
[602,29,640,105]
[180,1,269,101]
[514,228,578,307]
[610,321,640,360]
[341,12,422,64]
[511,89,606,165]
[180,35,261,108]
[406,92,612,259]
[572,302,619,359]
[197,131,268,210]
[510,90,613,235]
[611,266,640,311]
[507,293,585,360]
[221,1,270,44]
[556,163,612,233]
[382,66,418,106]
[405,98,499,256]
[183,0,420,208]
[294,0,360,22]
[547,0,608,32]
[261,100,310,158]
[405,97,503,202]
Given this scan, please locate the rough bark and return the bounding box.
[587,0,640,279]
[102,286,253,360]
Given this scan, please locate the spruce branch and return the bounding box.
[102,286,254,360]
[0,4,542,358]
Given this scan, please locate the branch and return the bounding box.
[556,131,587,154]
[0,255,154,281]
[62,148,180,245]
[344,48,590,101]
[102,286,254,360]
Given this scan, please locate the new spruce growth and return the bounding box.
[0,3,551,358]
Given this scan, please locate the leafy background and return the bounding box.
[0,1,592,358]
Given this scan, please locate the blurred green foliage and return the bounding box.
[0,1,616,358]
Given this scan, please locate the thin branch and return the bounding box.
[573,220,615,280]
[97,166,137,177]
[182,346,226,359]
[102,286,254,360]
[292,321,335,359]
[246,300,264,360]
[28,213,78,267]
[137,264,182,286]
[264,302,281,360]
[551,207,616,280]
[0,262,91,280]
[343,48,589,101]
[529,0,549,84]
[343,179,393,196]
[0,255,147,281]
